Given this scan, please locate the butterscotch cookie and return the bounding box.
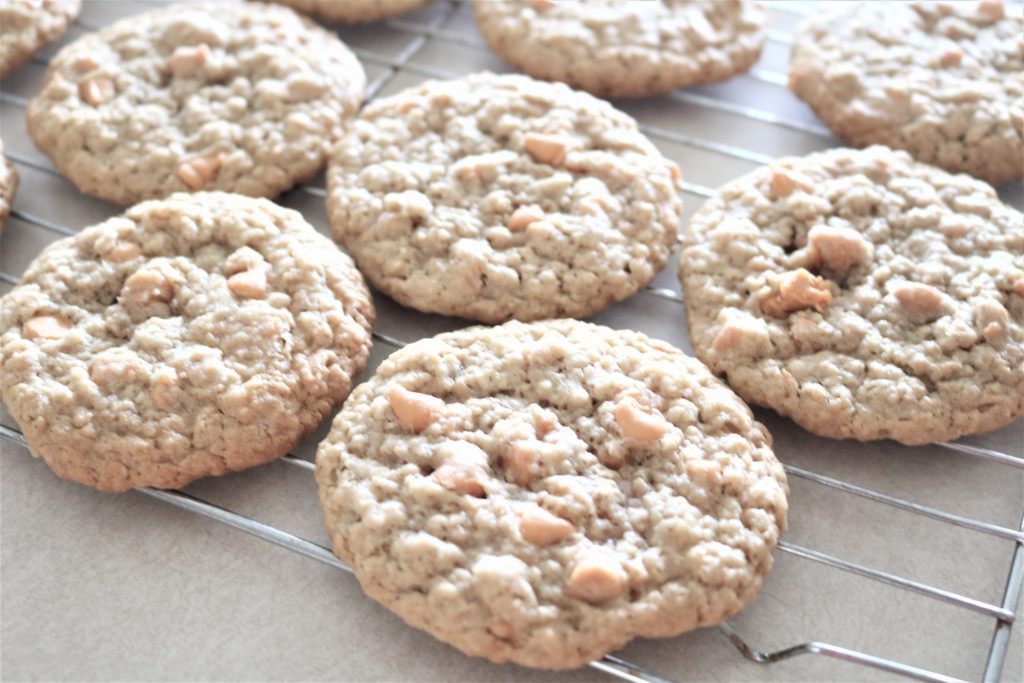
[0,192,374,492]
[271,0,433,23]
[474,0,768,99]
[316,319,787,669]
[0,139,16,233]
[790,0,1024,186]
[327,72,682,323]
[26,1,365,206]
[679,146,1024,446]
[0,0,80,78]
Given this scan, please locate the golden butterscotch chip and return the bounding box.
[315,319,787,669]
[893,282,950,323]
[177,154,224,191]
[78,76,114,106]
[388,385,445,432]
[24,315,70,339]
[565,554,628,603]
[519,505,573,546]
[759,268,833,318]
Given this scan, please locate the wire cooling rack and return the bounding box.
[1,1,1022,681]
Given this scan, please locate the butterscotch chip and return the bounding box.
[807,224,873,277]
[488,621,513,639]
[759,269,832,318]
[388,386,445,432]
[123,269,175,305]
[789,1,1023,185]
[316,319,786,669]
[0,192,374,492]
[177,154,224,191]
[614,397,672,442]
[507,205,544,232]
[0,0,79,78]
[519,505,573,546]
[503,441,539,486]
[680,146,1024,445]
[105,241,142,262]
[473,0,768,99]
[26,2,365,205]
[23,315,70,340]
[523,133,569,166]
[565,554,628,603]
[227,266,269,299]
[432,463,486,497]
[770,166,814,197]
[79,77,115,106]
[893,282,950,323]
[328,72,681,323]
[168,43,208,78]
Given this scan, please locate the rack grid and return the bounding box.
[1,1,1022,681]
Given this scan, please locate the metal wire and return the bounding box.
[1,1,1021,681]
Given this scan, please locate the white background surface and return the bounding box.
[1,1,1022,681]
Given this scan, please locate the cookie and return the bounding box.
[271,0,433,24]
[26,1,366,206]
[789,0,1024,186]
[474,0,768,99]
[0,139,16,233]
[327,72,682,323]
[679,146,1024,446]
[0,0,80,78]
[316,319,788,669]
[0,192,375,492]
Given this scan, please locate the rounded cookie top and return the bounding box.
[270,0,433,23]
[0,139,17,233]
[474,0,768,99]
[0,0,80,78]
[327,72,682,323]
[316,319,787,669]
[26,1,366,206]
[789,0,1024,186]
[679,146,1024,446]
[0,192,375,492]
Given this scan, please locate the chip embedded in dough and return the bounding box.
[0,192,375,492]
[270,0,434,23]
[327,72,683,323]
[26,1,366,205]
[679,146,1024,445]
[0,139,17,233]
[316,319,787,669]
[474,0,768,99]
[789,0,1024,186]
[0,0,80,78]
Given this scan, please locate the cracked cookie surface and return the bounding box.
[474,0,767,99]
[316,319,787,669]
[679,146,1024,445]
[789,0,1024,186]
[0,192,374,491]
[0,0,80,77]
[327,72,682,323]
[271,0,433,23]
[0,139,16,233]
[26,1,365,205]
